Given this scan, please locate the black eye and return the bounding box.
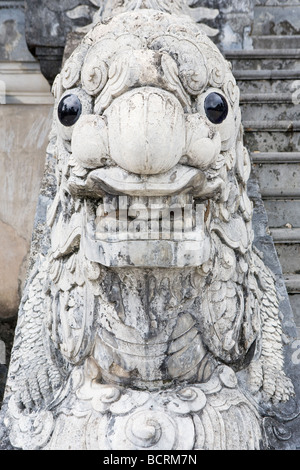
[204,92,228,124]
[58,94,82,127]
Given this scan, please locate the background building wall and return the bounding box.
[0,1,53,394]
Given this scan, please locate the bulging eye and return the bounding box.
[58,94,82,127]
[204,92,228,125]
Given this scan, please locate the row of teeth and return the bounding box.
[94,196,206,239]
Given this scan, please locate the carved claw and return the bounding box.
[248,360,295,404]
[15,360,62,411]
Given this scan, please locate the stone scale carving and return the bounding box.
[0,0,296,450]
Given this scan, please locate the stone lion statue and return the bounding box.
[1,1,295,450]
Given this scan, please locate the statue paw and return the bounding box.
[248,361,295,403]
[262,369,295,403]
[15,360,62,411]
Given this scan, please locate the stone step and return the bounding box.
[225,49,300,71]
[236,70,300,94]
[285,275,300,295]
[263,200,300,229]
[251,152,300,164]
[244,121,300,153]
[289,293,300,332]
[240,93,300,121]
[250,152,300,232]
[252,161,300,199]
[271,227,300,244]
[252,35,300,49]
[270,228,300,278]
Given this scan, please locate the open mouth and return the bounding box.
[82,194,212,269]
[51,156,225,269]
[63,159,226,268]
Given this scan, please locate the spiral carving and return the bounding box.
[8,398,54,450]
[180,62,208,96]
[124,411,176,449]
[52,74,63,101]
[177,387,199,401]
[62,58,81,89]
[99,386,122,404]
[126,413,162,448]
[167,386,207,414]
[224,78,239,107]
[82,55,108,96]
[207,57,225,88]
[62,44,89,89]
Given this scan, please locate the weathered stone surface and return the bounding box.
[0,220,27,319]
[0,319,17,409]
[0,105,52,239]
[0,0,299,451]
[252,163,300,198]
[290,295,300,337]
[241,96,300,121]
[0,340,6,407]
[252,4,300,36]
[199,0,254,50]
[24,0,255,84]
[0,0,34,62]
[247,175,300,450]
[24,0,221,84]
[244,126,300,153]
[0,2,53,104]
[25,0,92,84]
[263,200,300,228]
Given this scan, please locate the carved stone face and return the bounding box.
[2,9,295,451]
[52,10,250,269]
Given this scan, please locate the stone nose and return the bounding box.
[103,87,186,175]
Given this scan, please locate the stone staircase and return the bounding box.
[225,43,300,333]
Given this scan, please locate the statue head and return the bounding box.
[51,8,251,271]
